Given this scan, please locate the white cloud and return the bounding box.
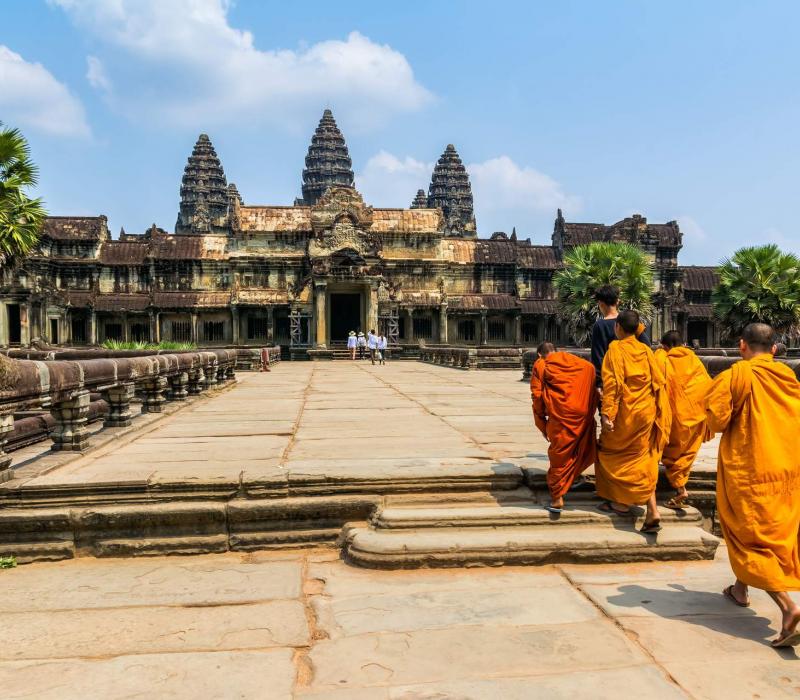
[86,55,111,91]
[356,150,579,237]
[677,215,707,241]
[0,45,89,137]
[51,0,432,129]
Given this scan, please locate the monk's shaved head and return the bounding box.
[741,323,775,352]
[537,342,556,358]
[661,330,683,349]
[616,309,640,336]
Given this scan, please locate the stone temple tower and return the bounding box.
[410,189,428,209]
[298,109,355,206]
[427,144,477,237]
[175,134,229,234]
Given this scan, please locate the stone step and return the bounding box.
[372,502,703,529]
[344,521,720,569]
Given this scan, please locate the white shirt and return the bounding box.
[378,336,387,350]
[367,333,377,349]
[357,335,367,347]
[347,335,357,349]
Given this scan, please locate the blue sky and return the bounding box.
[2,0,799,264]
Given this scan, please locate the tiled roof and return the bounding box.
[521,298,559,314]
[93,294,151,312]
[686,303,715,319]
[448,294,518,311]
[151,235,227,260]
[517,246,560,268]
[42,216,106,241]
[562,223,602,245]
[99,241,149,265]
[682,266,719,291]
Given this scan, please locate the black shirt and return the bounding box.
[591,318,651,385]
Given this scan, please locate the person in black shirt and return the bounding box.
[590,284,651,386]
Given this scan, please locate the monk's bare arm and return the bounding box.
[601,346,622,429]
[531,363,548,436]
[705,370,733,434]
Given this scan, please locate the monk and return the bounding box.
[531,342,598,513]
[654,331,712,508]
[596,310,671,532]
[706,323,800,647]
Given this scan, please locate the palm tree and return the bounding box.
[713,244,800,341]
[553,241,655,345]
[0,123,47,265]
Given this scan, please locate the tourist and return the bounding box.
[654,330,712,508]
[531,342,598,513]
[706,323,800,647]
[367,329,378,365]
[595,310,671,533]
[377,333,387,365]
[347,331,357,360]
[591,284,651,387]
[357,331,366,360]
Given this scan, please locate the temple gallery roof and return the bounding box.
[681,266,719,290]
[553,209,682,249]
[42,216,108,242]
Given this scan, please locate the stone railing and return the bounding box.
[418,345,477,370]
[521,347,800,382]
[0,349,237,479]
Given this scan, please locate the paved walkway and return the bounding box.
[1,546,797,699]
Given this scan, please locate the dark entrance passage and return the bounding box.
[7,304,21,345]
[687,320,709,348]
[330,293,361,342]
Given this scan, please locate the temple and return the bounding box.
[0,109,719,353]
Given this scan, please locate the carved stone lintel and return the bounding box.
[142,376,168,413]
[167,372,189,401]
[50,390,91,452]
[0,413,15,475]
[104,383,135,428]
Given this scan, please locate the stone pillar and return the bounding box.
[204,364,218,388]
[20,303,31,346]
[513,312,522,346]
[123,313,130,343]
[537,316,546,343]
[438,304,448,344]
[480,311,488,346]
[225,364,236,381]
[187,368,204,395]
[88,310,97,346]
[406,309,415,342]
[0,413,15,477]
[50,390,91,452]
[314,282,327,348]
[142,376,167,413]
[0,301,7,347]
[231,306,240,346]
[367,285,379,334]
[216,363,226,383]
[191,312,199,344]
[103,383,135,427]
[150,311,160,344]
[167,372,189,401]
[266,308,274,344]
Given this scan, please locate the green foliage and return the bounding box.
[101,340,197,351]
[553,242,655,345]
[0,124,47,263]
[0,556,17,569]
[713,244,800,341]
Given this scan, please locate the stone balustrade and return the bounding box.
[418,345,477,370]
[0,348,238,479]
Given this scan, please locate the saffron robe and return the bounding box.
[531,351,598,499]
[596,335,671,505]
[706,355,800,590]
[654,347,713,489]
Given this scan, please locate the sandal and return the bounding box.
[598,501,632,516]
[664,494,690,509]
[544,504,563,514]
[640,519,662,534]
[722,585,750,608]
[772,628,800,648]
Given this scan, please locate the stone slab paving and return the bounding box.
[2,546,797,699]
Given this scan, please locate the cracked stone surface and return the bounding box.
[1,546,799,698]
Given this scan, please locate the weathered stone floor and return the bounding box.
[1,546,797,699]
[5,361,720,489]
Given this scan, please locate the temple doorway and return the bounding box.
[7,304,21,345]
[329,293,361,343]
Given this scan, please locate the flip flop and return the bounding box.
[640,519,662,534]
[598,501,632,516]
[664,494,690,509]
[722,585,750,608]
[772,629,800,648]
[544,505,563,514]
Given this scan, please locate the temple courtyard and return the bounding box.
[1,363,796,698]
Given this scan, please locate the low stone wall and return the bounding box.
[419,345,524,370]
[0,348,238,479]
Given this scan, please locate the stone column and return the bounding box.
[216,363,226,383]
[0,301,7,347]
[225,364,236,381]
[406,309,415,342]
[50,390,91,452]
[314,282,327,348]
[141,376,168,413]
[150,311,160,344]
[187,368,204,395]
[438,304,448,344]
[20,303,31,346]
[513,312,522,346]
[0,413,15,477]
[480,311,488,346]
[88,310,97,346]
[191,312,199,344]
[167,372,189,401]
[103,383,135,427]
[123,313,130,343]
[367,285,379,334]
[204,364,218,388]
[266,307,274,344]
[231,306,240,346]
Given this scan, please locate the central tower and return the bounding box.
[298,109,355,206]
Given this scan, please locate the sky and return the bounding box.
[2,0,799,264]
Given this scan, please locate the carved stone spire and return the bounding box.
[227,183,243,232]
[299,109,354,206]
[410,189,428,209]
[427,144,476,237]
[175,134,229,235]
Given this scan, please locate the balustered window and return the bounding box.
[203,321,225,342]
[171,320,192,343]
[457,319,475,341]
[103,323,123,341]
[522,322,537,343]
[413,315,433,339]
[247,316,268,340]
[488,320,506,341]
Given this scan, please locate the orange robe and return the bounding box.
[654,347,713,489]
[706,355,800,590]
[596,335,671,505]
[531,352,598,499]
